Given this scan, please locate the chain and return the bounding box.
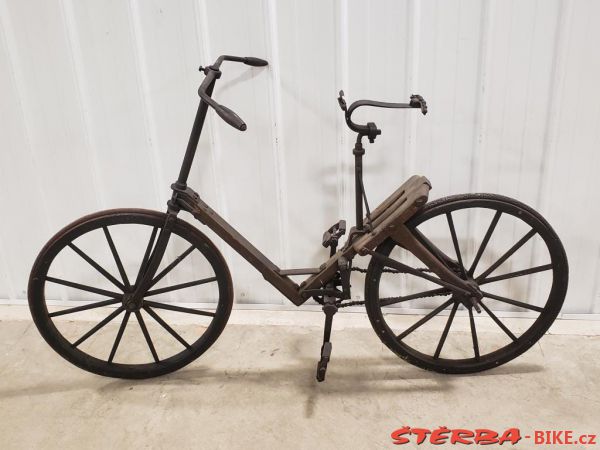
[350,266,444,305]
[350,267,433,274]
[312,266,435,307]
[335,300,365,308]
[377,290,450,305]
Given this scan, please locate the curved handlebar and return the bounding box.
[198,55,269,131]
[337,91,427,143]
[338,91,427,140]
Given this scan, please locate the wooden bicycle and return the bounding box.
[28,55,568,381]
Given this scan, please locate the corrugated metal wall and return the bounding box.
[0,0,598,314]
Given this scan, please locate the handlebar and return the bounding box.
[338,91,427,142]
[198,55,269,131]
[199,91,247,131]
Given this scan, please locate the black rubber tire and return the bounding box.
[365,194,568,374]
[28,208,233,379]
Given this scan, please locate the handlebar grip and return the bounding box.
[243,57,269,67]
[410,94,428,115]
[213,103,247,131]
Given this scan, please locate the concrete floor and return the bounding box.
[1,306,599,449]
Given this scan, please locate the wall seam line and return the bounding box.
[0,0,57,300]
[405,0,421,178]
[536,0,572,214]
[264,0,290,278]
[127,0,167,209]
[468,0,493,195]
[60,0,105,210]
[336,0,350,224]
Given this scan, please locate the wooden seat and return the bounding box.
[352,175,431,254]
[299,175,431,292]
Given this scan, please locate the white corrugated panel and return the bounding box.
[0,0,598,314]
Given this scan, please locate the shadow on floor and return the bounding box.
[0,352,544,418]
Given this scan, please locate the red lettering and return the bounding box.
[451,429,474,445]
[564,431,573,444]
[474,429,499,445]
[391,426,411,445]
[589,434,597,445]
[498,428,521,445]
[534,431,545,444]
[430,427,450,445]
[552,430,564,444]
[411,428,431,445]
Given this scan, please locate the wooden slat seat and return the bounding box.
[352,175,431,254]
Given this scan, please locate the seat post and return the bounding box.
[353,135,365,230]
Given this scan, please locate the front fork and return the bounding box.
[128,205,179,306]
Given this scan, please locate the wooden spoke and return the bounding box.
[468,211,501,276]
[103,226,131,289]
[380,288,450,307]
[397,299,455,340]
[433,302,459,359]
[143,306,191,349]
[149,245,196,289]
[143,300,215,317]
[72,306,124,348]
[68,243,125,291]
[135,311,159,363]
[468,308,480,360]
[48,298,121,317]
[478,264,553,285]
[45,276,122,299]
[479,300,517,341]
[446,212,466,278]
[134,227,159,287]
[476,229,537,281]
[108,311,131,363]
[481,291,544,313]
[145,277,218,297]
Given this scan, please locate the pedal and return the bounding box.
[322,220,346,254]
[316,342,332,382]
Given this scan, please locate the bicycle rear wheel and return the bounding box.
[28,208,233,379]
[365,194,568,374]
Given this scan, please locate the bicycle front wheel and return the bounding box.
[365,194,568,374]
[28,208,233,379]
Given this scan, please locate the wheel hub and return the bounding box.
[122,293,142,312]
[455,278,483,312]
